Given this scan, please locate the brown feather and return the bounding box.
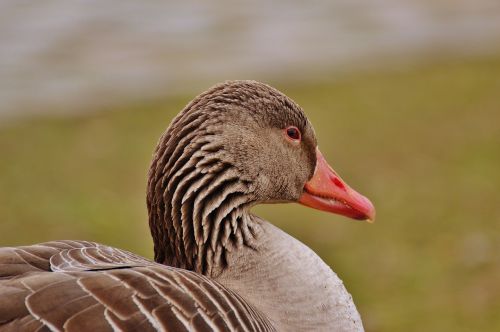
[0,241,274,331]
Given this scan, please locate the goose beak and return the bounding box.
[299,148,376,222]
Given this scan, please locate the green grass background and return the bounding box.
[1,55,499,331]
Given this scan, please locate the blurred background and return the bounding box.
[0,1,499,331]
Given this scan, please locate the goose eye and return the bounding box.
[285,126,301,141]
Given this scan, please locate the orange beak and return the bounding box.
[299,148,376,222]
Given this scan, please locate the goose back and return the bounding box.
[0,240,275,331]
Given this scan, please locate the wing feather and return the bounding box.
[63,303,111,331]
[0,241,275,332]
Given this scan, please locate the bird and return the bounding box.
[0,80,375,332]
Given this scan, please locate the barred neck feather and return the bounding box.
[147,93,261,276]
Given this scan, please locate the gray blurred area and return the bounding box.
[1,0,500,121]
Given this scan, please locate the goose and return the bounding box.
[0,80,375,332]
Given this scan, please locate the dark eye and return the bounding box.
[285,126,301,141]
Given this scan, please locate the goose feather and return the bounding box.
[0,240,274,331]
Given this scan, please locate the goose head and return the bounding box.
[147,80,375,272]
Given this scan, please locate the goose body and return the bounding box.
[0,81,375,332]
[0,240,273,331]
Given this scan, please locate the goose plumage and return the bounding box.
[0,81,375,332]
